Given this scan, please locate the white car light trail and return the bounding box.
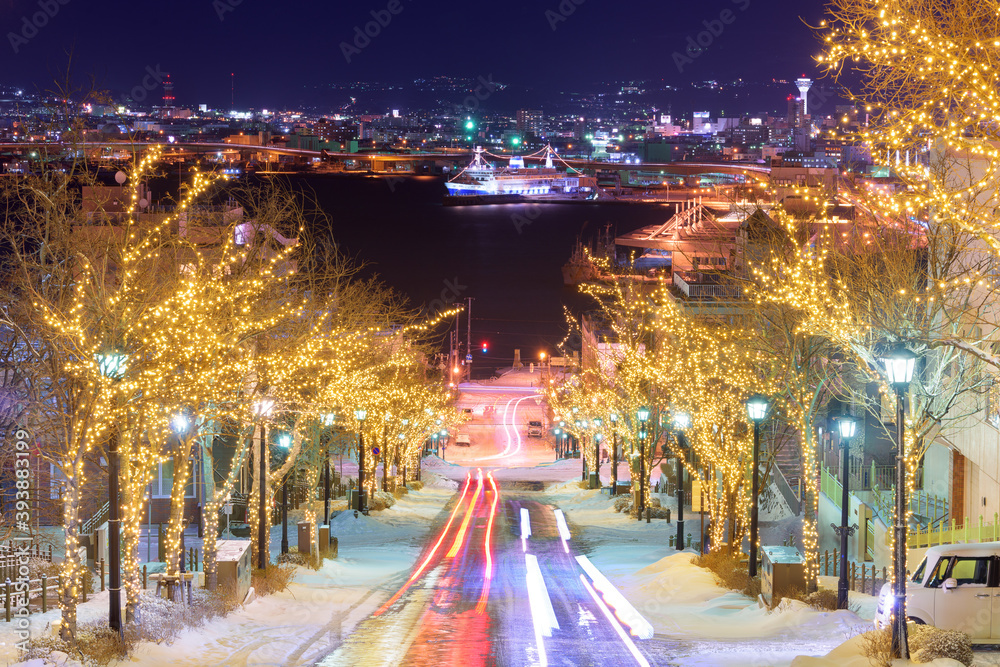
[520,507,532,552]
[525,553,559,665]
[575,555,654,640]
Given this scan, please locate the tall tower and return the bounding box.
[795,77,813,115]
[162,73,175,108]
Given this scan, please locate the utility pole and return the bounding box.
[466,297,473,381]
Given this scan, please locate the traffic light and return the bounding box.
[481,341,489,354]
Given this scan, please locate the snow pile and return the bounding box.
[420,469,459,490]
[789,633,967,667]
[616,551,866,641]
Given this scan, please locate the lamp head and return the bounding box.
[97,352,127,379]
[746,395,769,422]
[835,414,858,440]
[279,434,292,449]
[609,413,617,424]
[674,412,691,431]
[354,408,367,422]
[881,344,916,388]
[254,398,275,417]
[637,406,650,422]
[171,413,190,434]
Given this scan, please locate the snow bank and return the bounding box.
[789,633,966,667]
[611,551,866,641]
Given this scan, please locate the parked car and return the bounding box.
[455,433,471,447]
[527,420,543,437]
[874,541,1000,639]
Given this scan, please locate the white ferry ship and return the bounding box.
[444,146,594,202]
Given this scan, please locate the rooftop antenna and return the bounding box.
[231,72,234,111]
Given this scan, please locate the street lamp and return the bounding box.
[592,417,603,489]
[253,398,275,570]
[400,418,409,484]
[354,409,367,513]
[745,394,769,578]
[96,350,126,636]
[278,433,292,555]
[578,420,588,482]
[881,344,916,660]
[833,414,858,610]
[171,413,193,575]
[609,413,618,496]
[674,412,691,551]
[553,428,561,462]
[637,407,650,522]
[439,429,448,462]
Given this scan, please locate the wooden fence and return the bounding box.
[821,548,889,596]
[0,543,54,583]
[2,576,61,621]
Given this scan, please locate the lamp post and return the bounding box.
[592,418,602,489]
[553,428,561,461]
[439,429,448,462]
[254,398,274,571]
[355,409,367,513]
[610,414,618,496]
[674,412,691,551]
[401,418,409,484]
[578,420,588,481]
[882,344,916,660]
[746,394,769,578]
[171,414,192,575]
[637,407,650,522]
[279,433,292,555]
[97,351,126,636]
[833,415,858,610]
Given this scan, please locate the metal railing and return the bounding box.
[81,501,110,535]
[672,272,742,300]
[909,512,1000,549]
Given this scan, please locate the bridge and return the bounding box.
[0,141,771,181]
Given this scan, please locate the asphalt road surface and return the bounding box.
[317,471,671,666]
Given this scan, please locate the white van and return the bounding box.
[455,433,471,447]
[874,542,1000,640]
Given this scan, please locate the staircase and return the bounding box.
[81,501,110,535]
[770,438,802,504]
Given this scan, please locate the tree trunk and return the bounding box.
[59,463,83,642]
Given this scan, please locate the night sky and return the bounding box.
[2,0,824,110]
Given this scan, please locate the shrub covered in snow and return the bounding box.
[277,547,321,570]
[909,623,973,665]
[858,623,973,667]
[408,480,424,491]
[694,548,760,599]
[613,495,632,513]
[369,490,397,511]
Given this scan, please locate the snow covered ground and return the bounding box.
[0,477,457,667]
[545,482,1000,666]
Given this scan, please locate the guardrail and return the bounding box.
[908,512,1000,549]
[81,501,110,535]
[672,272,742,300]
[771,464,802,516]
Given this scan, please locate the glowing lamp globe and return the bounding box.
[836,415,858,440]
[881,345,916,389]
[674,412,691,431]
[746,395,769,422]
